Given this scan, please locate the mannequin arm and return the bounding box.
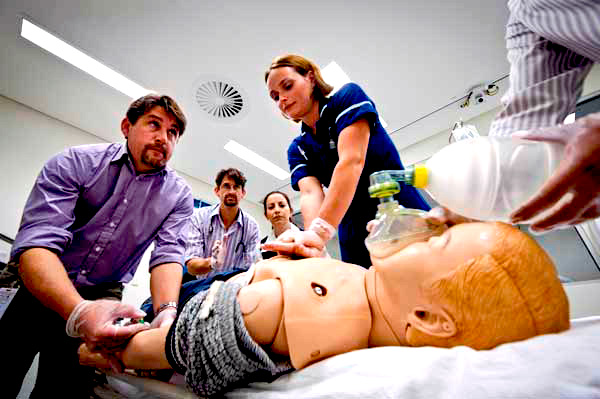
[79,326,172,370]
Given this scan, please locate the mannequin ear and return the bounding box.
[121,118,130,139]
[407,306,457,338]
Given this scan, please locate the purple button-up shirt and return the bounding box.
[11,143,193,287]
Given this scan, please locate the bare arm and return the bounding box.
[263,120,370,258]
[150,262,182,315]
[298,176,325,229]
[186,257,212,276]
[318,119,370,227]
[19,247,83,320]
[79,325,171,370]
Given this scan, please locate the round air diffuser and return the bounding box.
[193,77,249,122]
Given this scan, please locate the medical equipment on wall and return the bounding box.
[368,136,564,222]
[364,200,446,258]
[449,119,480,143]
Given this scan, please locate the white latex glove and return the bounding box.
[510,112,600,232]
[66,299,150,351]
[150,307,177,329]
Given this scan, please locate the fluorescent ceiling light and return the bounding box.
[321,61,351,95]
[224,140,290,180]
[321,61,388,128]
[20,18,153,99]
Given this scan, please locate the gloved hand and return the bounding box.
[150,306,177,329]
[66,299,150,351]
[510,113,600,232]
[210,239,225,269]
[261,218,335,258]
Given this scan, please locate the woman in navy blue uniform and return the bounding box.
[264,54,429,267]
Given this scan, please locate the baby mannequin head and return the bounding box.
[368,222,570,350]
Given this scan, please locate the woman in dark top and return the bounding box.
[264,54,429,267]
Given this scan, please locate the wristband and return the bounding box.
[156,301,178,315]
[309,217,336,242]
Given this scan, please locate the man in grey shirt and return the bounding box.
[0,94,193,398]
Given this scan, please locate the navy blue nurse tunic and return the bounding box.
[287,83,430,267]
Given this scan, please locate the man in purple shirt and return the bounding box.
[0,94,194,398]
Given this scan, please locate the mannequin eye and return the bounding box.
[311,282,327,296]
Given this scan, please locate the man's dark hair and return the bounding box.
[215,168,247,189]
[126,94,187,136]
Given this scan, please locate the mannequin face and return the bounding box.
[265,193,292,228]
[369,222,498,345]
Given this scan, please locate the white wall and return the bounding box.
[564,280,600,319]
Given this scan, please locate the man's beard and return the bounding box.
[224,196,239,207]
[142,145,167,169]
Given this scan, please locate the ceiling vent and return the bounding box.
[193,77,249,122]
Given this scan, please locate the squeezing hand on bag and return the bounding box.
[510,113,600,232]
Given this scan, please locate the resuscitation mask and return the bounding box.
[365,201,447,259]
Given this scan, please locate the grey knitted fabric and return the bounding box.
[167,279,292,397]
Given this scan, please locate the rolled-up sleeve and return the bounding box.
[184,210,206,263]
[149,186,194,270]
[10,150,84,262]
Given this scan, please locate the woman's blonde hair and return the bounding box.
[264,54,333,102]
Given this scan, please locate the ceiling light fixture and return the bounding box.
[20,17,153,99]
[321,61,388,128]
[224,140,290,180]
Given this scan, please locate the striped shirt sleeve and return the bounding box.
[490,0,599,136]
[184,208,207,262]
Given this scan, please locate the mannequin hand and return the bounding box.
[425,206,475,227]
[150,307,176,329]
[66,299,150,351]
[78,342,124,374]
[261,229,326,258]
[511,113,600,232]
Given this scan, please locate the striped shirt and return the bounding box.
[184,204,261,281]
[490,0,600,136]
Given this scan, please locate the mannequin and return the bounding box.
[79,222,569,396]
